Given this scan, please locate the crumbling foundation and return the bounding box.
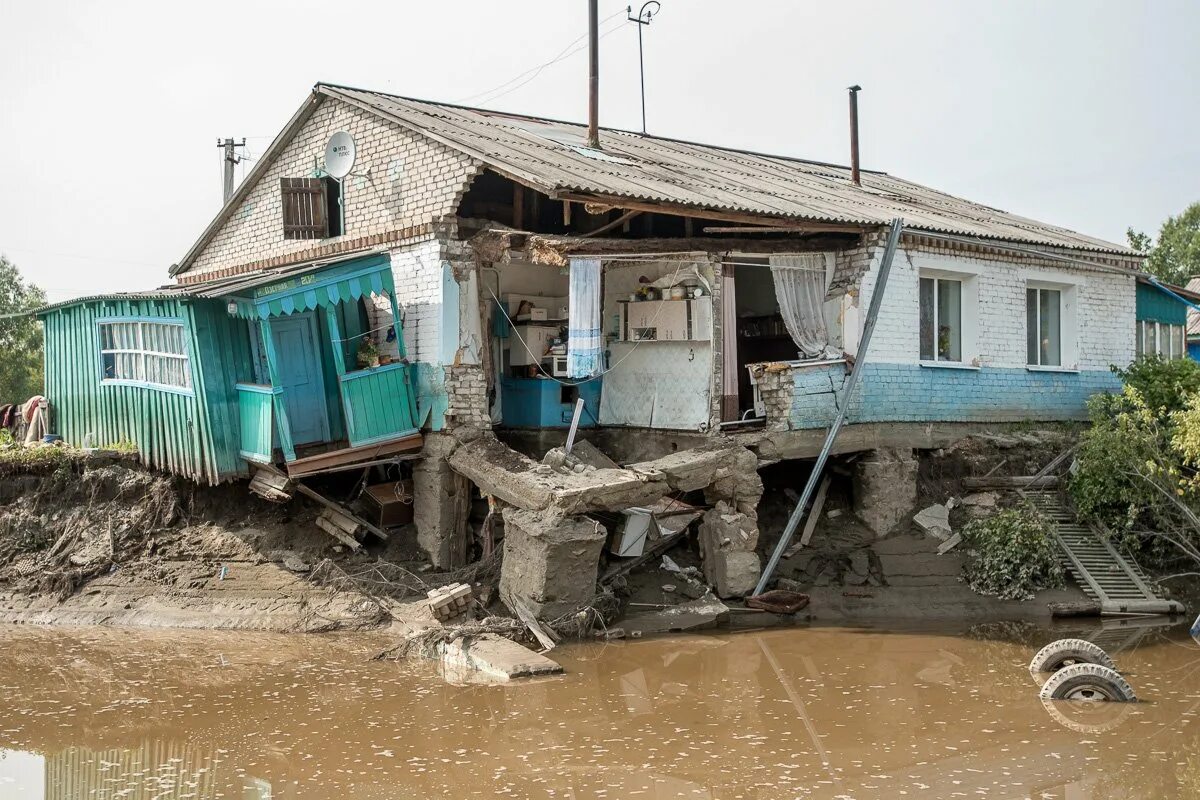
[413,433,470,569]
[852,447,919,537]
[698,501,761,598]
[499,508,607,620]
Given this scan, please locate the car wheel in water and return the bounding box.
[1038,663,1137,702]
[1028,638,1116,673]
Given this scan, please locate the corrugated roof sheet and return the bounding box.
[320,83,1134,256]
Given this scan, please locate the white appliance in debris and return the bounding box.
[510,324,559,367]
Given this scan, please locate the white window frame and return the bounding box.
[1025,279,1079,371]
[918,268,979,369]
[1137,320,1186,360]
[97,318,194,395]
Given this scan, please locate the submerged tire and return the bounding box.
[1038,663,1137,702]
[1028,638,1116,673]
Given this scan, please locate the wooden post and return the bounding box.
[257,315,296,462]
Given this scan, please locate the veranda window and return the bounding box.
[919,277,962,362]
[99,320,192,391]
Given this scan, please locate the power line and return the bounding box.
[453,8,626,106]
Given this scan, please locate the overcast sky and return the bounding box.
[2,0,1197,302]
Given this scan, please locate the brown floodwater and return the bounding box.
[0,619,1198,799]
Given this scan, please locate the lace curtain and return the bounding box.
[769,254,833,358]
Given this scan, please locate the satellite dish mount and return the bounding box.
[323,131,368,181]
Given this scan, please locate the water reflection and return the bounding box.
[0,621,1198,798]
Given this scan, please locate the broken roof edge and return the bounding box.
[171,89,327,278]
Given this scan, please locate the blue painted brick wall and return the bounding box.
[789,364,1121,429]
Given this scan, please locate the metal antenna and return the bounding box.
[627,2,661,134]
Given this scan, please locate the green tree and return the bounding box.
[1128,201,1200,286]
[0,255,46,403]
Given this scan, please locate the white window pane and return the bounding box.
[1147,322,1157,356]
[1026,289,1039,364]
[1039,289,1061,366]
[937,279,962,361]
[1177,326,1186,359]
[919,278,935,361]
[1135,321,1144,357]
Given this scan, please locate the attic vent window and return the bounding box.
[280,177,344,240]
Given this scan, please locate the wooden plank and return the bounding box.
[962,475,1059,489]
[320,506,362,536]
[510,596,558,651]
[294,481,389,541]
[315,516,362,551]
[782,474,830,556]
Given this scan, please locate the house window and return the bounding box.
[1026,287,1062,366]
[99,320,192,391]
[919,277,962,361]
[281,177,343,239]
[1136,321,1186,360]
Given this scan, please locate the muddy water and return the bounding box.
[1,622,1198,799]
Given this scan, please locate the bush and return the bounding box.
[961,505,1064,601]
[1113,356,1200,417]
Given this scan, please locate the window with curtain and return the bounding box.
[919,277,963,362]
[1135,321,1187,360]
[99,320,192,391]
[768,253,833,358]
[1026,288,1062,367]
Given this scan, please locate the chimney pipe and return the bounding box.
[587,0,600,149]
[848,84,861,186]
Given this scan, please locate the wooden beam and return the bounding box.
[513,184,525,228]
[555,191,869,233]
[703,225,859,235]
[295,481,390,541]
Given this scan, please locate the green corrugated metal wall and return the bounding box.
[40,297,253,484]
[1136,281,1188,325]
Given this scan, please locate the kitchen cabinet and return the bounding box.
[619,298,712,342]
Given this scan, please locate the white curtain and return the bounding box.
[770,254,833,359]
[567,256,604,378]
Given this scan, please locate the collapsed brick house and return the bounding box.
[38,82,1150,606]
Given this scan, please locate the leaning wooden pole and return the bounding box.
[754,218,904,595]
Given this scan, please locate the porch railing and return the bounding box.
[235,383,280,462]
[339,363,419,447]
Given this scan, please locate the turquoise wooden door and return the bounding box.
[270,313,330,446]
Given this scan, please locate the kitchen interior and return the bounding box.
[491,259,716,431]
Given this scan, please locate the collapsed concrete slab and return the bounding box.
[500,509,607,620]
[449,435,667,520]
[914,504,953,541]
[438,633,564,683]
[630,442,763,519]
[853,448,919,537]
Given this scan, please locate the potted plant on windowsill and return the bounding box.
[356,337,380,369]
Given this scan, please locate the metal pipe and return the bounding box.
[848,85,861,186]
[587,0,601,149]
[754,218,905,595]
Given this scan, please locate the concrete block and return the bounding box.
[500,509,606,620]
[853,447,919,537]
[698,502,762,598]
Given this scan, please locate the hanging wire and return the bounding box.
[454,8,627,105]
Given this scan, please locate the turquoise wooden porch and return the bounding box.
[227,253,422,475]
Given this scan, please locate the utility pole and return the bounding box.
[216,137,247,204]
[627,2,661,134]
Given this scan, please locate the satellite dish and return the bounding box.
[324,131,356,180]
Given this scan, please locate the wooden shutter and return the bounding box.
[280,178,328,239]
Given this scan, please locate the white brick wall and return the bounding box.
[858,243,1136,370]
[185,97,480,278]
[390,239,443,364]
